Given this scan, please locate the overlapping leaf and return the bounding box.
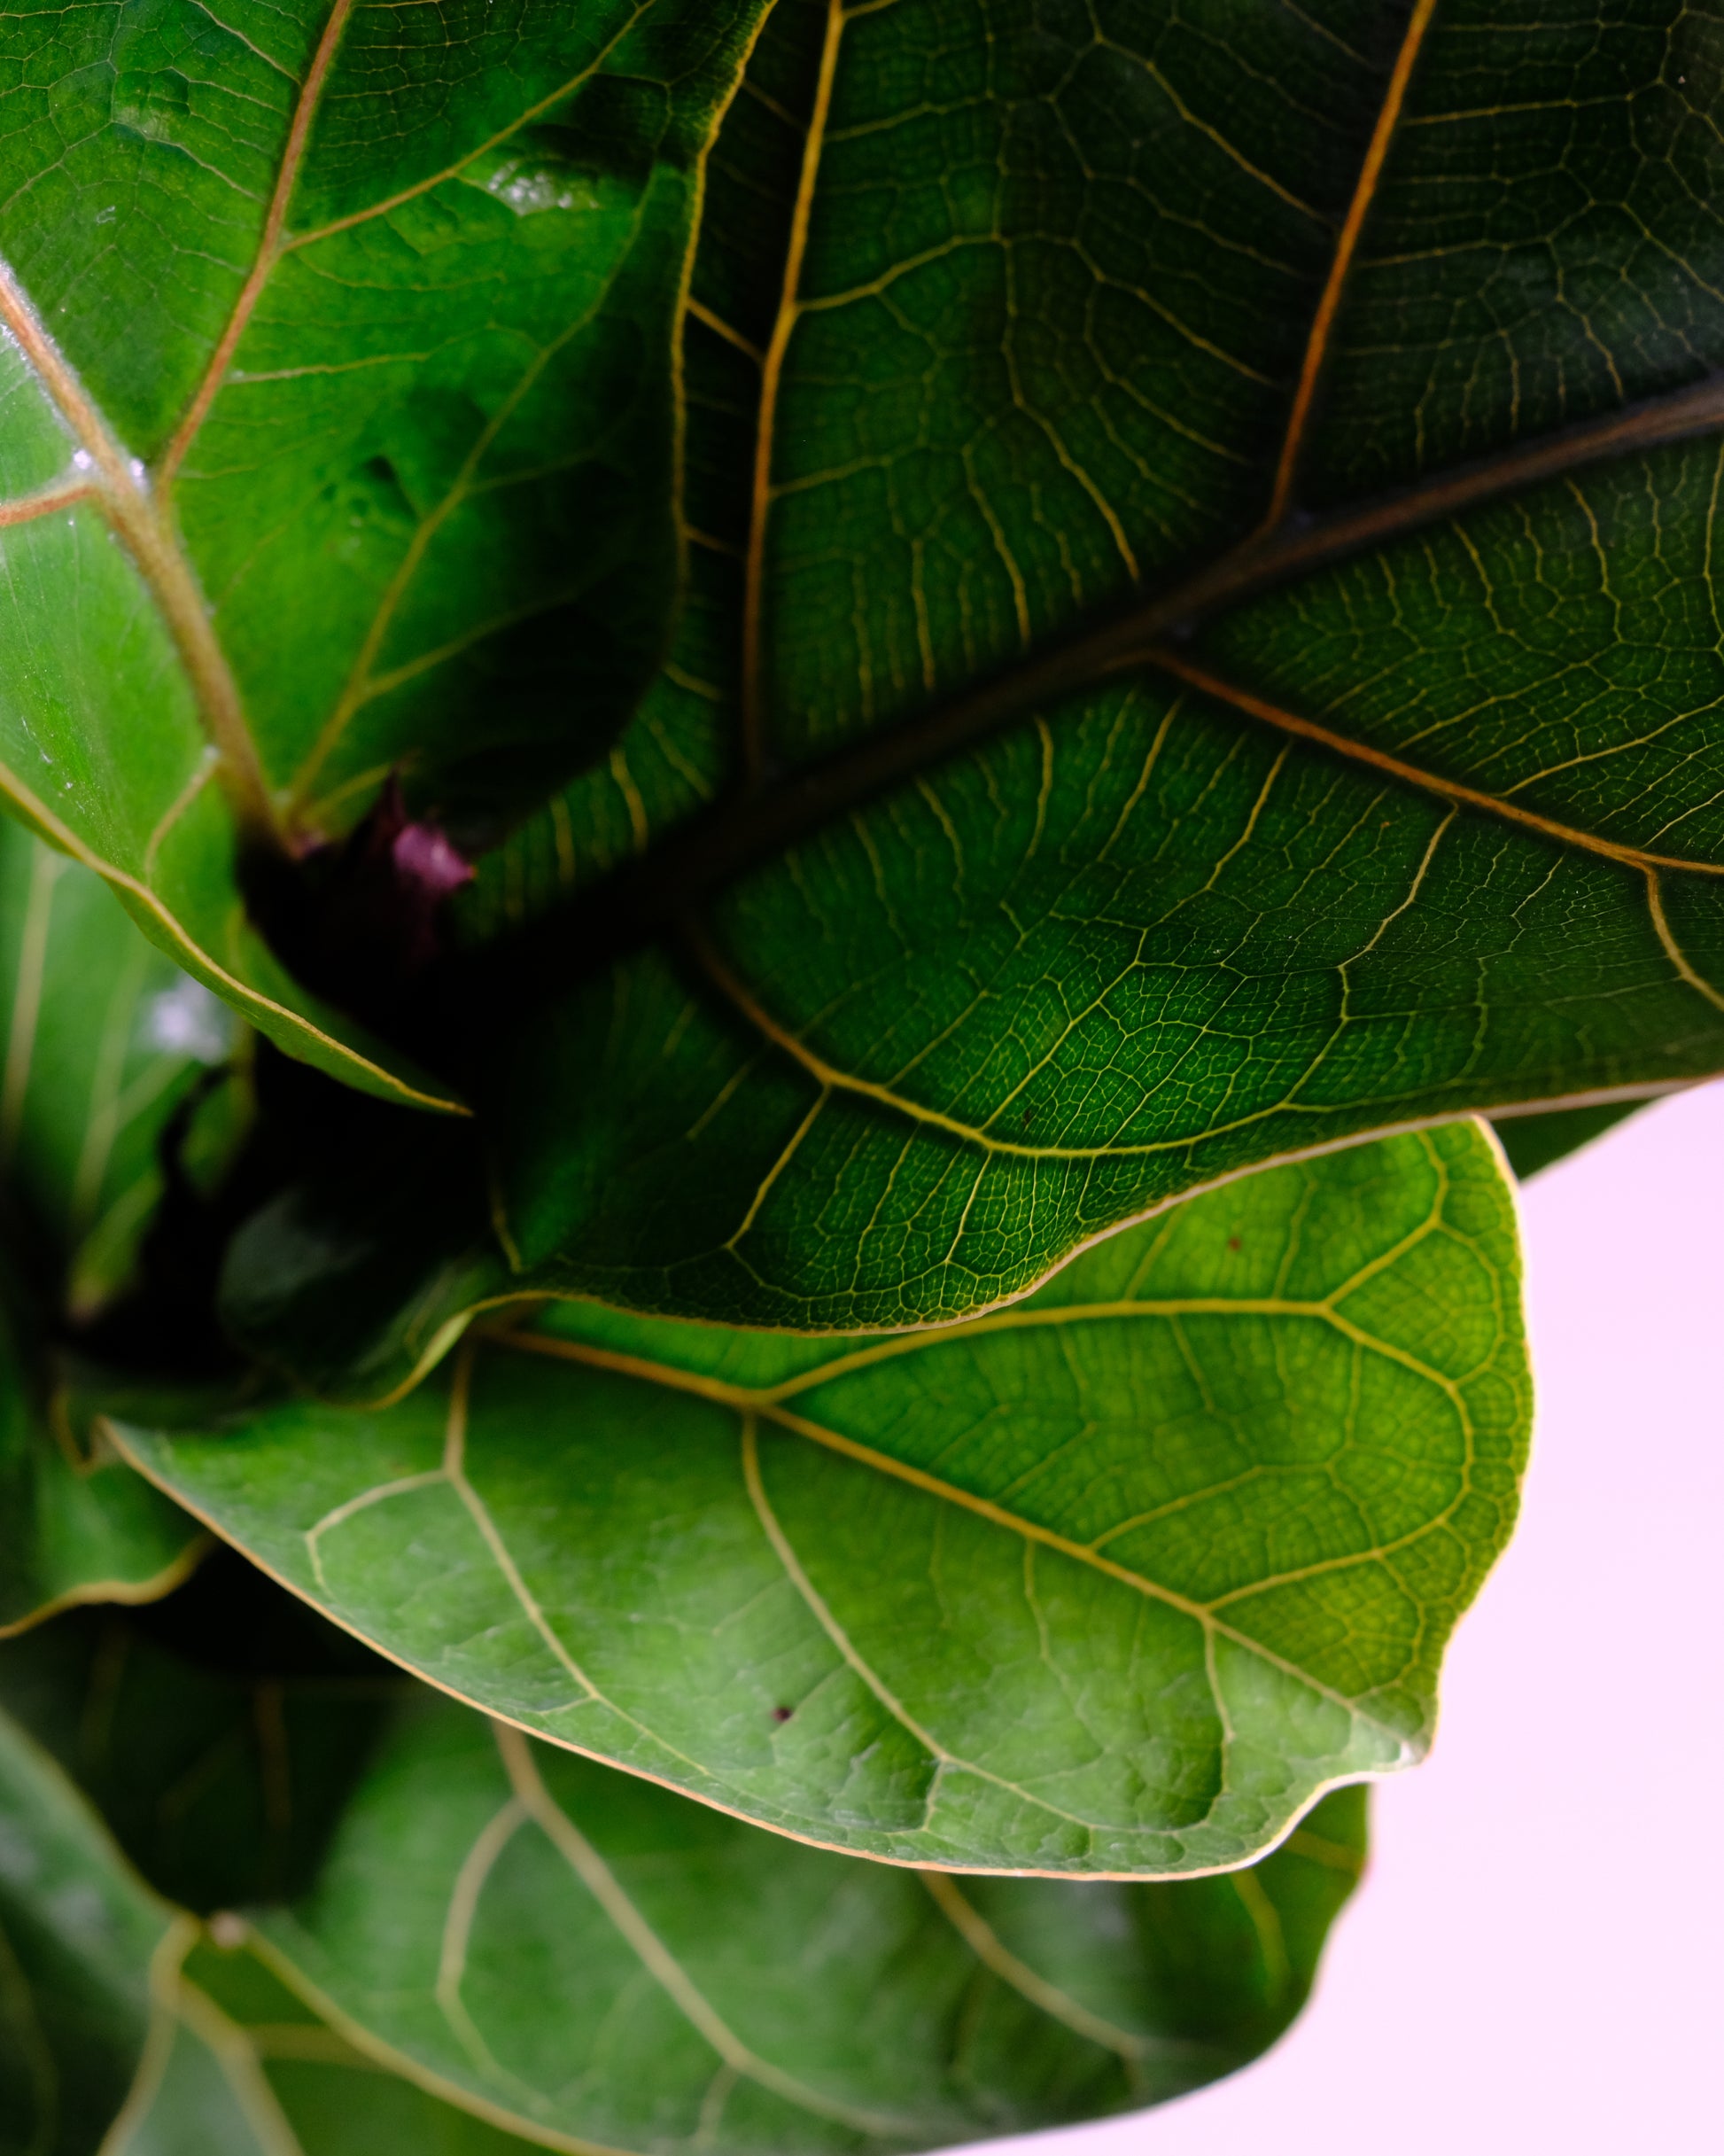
[245,1694,1364,2155]
[416,0,1724,1335]
[0,820,218,1636]
[0,1594,1365,2155]
[0,1689,544,2154]
[121,1123,1525,1873]
[0,0,765,1109]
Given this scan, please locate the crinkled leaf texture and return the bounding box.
[0,1607,1363,2155]
[0,821,214,1636]
[0,0,766,1110]
[417,0,1724,1337]
[119,1120,1526,1875]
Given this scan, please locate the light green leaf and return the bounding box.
[238,1693,1365,2154]
[414,0,1724,1333]
[120,1121,1526,1873]
[0,0,766,1109]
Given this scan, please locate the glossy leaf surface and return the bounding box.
[123,1123,1525,1873]
[0,0,765,1109]
[0,821,214,1636]
[425,0,1724,1334]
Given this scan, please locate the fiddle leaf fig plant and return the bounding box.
[0,0,1712,2148]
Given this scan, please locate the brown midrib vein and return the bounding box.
[1148,650,1724,877]
[1262,0,1440,527]
[496,368,1724,978]
[0,260,281,850]
[155,0,356,494]
[739,0,848,786]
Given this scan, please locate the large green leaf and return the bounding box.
[240,1693,1364,2155]
[400,0,1724,1334]
[120,1121,1525,1872]
[0,819,219,1636]
[0,0,765,1110]
[0,1592,1363,2154]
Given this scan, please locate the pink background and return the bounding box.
[985,1083,1724,2154]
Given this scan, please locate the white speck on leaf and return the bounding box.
[141,977,232,1062]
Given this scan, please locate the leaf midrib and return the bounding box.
[553,370,1724,962]
[499,0,1724,984]
[0,0,675,868]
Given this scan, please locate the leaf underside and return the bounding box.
[0,0,1711,1343]
[434,0,1724,1337]
[0,1607,1365,2156]
[120,1120,1526,1875]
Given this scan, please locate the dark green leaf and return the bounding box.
[0,1704,175,2155]
[0,816,242,1316]
[0,1576,397,1914]
[177,1940,547,2154]
[0,818,218,1636]
[0,0,765,1109]
[0,1323,202,1639]
[1489,1099,1649,1181]
[120,1122,1525,1872]
[426,0,1724,1333]
[0,1691,538,2153]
